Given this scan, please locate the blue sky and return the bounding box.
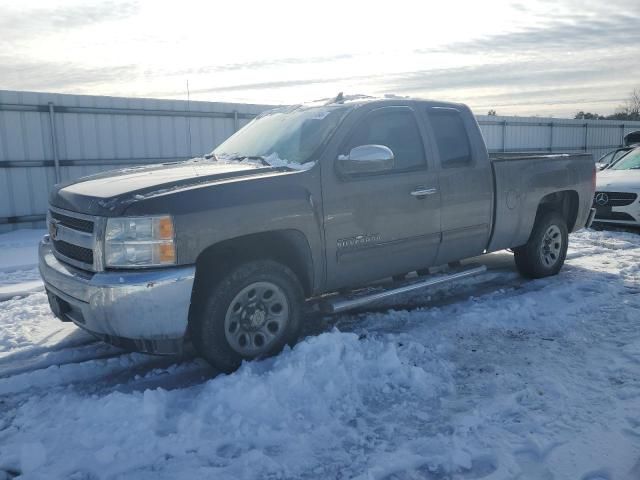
[1,0,639,117]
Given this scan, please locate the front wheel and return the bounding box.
[513,211,568,279]
[191,260,304,372]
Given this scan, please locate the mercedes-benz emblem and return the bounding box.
[49,219,59,240]
[595,192,609,206]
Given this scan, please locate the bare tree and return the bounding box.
[613,88,640,120]
[625,88,640,116]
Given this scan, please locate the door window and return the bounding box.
[343,108,426,172]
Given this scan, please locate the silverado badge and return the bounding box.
[337,233,382,250]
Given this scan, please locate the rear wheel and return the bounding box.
[514,211,568,278]
[191,260,304,372]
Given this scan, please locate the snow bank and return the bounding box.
[1,332,457,478]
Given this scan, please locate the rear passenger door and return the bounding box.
[423,107,493,264]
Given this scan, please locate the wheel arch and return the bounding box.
[188,229,314,320]
[534,190,579,232]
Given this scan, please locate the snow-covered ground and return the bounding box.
[0,230,45,301]
[0,228,639,479]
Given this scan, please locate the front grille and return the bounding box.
[593,191,638,207]
[594,211,636,221]
[53,239,94,264]
[49,207,98,271]
[51,210,94,233]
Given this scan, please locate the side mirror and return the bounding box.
[337,145,395,175]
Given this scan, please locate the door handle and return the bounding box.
[410,187,437,197]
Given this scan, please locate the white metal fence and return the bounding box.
[2,89,640,232]
[0,90,274,232]
[476,114,640,160]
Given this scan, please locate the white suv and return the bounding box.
[594,147,640,226]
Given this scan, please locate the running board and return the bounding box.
[321,265,487,314]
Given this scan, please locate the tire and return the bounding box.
[513,210,568,279]
[191,259,304,372]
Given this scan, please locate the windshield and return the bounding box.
[212,105,350,167]
[598,151,614,165]
[613,149,629,161]
[610,148,640,170]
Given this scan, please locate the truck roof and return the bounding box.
[305,93,467,111]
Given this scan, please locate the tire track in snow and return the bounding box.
[0,354,205,412]
[0,342,123,379]
[0,337,99,364]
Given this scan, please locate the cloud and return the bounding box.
[49,1,139,29]
[0,56,138,92]
[389,7,640,114]
[179,76,352,95]
[189,54,356,75]
[0,1,138,44]
[429,12,640,55]
[0,0,638,117]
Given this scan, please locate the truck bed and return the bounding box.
[487,152,594,253]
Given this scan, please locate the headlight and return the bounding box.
[104,215,176,268]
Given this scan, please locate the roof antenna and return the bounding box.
[325,92,344,105]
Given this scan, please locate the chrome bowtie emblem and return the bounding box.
[49,219,59,240]
[249,309,266,328]
[595,192,609,206]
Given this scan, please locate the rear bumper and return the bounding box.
[39,236,195,354]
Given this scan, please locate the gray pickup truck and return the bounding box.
[39,97,596,371]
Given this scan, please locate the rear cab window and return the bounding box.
[427,108,473,168]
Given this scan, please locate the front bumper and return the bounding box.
[38,236,195,354]
[592,197,640,227]
[586,208,597,228]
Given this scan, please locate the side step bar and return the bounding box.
[321,265,487,314]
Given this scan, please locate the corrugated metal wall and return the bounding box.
[0,90,274,232]
[476,114,640,159]
[2,89,640,232]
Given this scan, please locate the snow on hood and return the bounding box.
[596,168,640,191]
[262,153,314,171]
[214,152,314,171]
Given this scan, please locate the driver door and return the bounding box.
[321,105,442,290]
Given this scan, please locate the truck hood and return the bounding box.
[596,169,640,191]
[50,160,289,215]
